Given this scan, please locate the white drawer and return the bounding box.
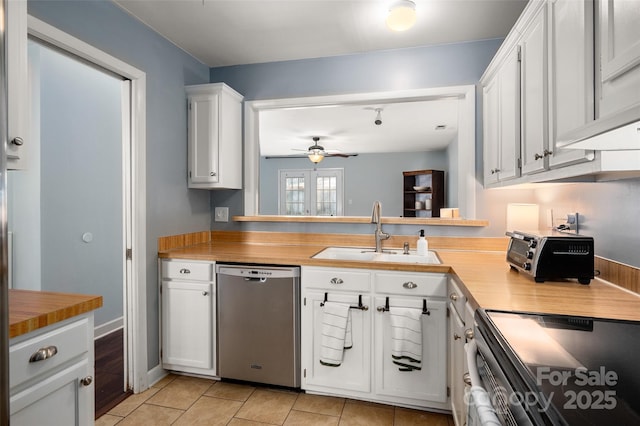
[373,271,447,297]
[10,316,89,390]
[162,260,214,281]
[302,266,371,292]
[448,277,467,321]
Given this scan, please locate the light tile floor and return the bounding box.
[96,374,455,426]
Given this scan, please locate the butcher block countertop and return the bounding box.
[9,289,103,339]
[159,232,640,322]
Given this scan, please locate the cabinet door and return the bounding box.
[483,76,500,185]
[449,305,467,426]
[374,297,447,404]
[188,93,220,185]
[497,46,522,182]
[161,280,214,370]
[548,0,595,168]
[7,0,28,169]
[598,0,640,118]
[301,291,371,393]
[10,359,92,426]
[520,3,549,175]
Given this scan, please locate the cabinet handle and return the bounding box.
[449,293,458,301]
[402,281,417,289]
[330,277,344,285]
[202,291,209,296]
[465,328,474,340]
[29,346,58,363]
[463,372,472,386]
[454,333,462,340]
[80,376,93,387]
[210,172,217,176]
[543,149,553,157]
[11,136,24,146]
[534,153,544,160]
[179,268,191,274]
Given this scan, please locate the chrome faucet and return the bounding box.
[371,201,390,253]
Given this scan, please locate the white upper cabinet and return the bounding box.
[186,83,243,189]
[483,45,521,185]
[548,0,595,167]
[7,0,28,169]
[520,3,549,175]
[598,0,640,119]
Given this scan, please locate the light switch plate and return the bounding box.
[214,207,229,222]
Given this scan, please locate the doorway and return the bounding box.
[8,37,131,415]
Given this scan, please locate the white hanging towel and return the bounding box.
[319,301,352,367]
[389,306,423,370]
[467,386,502,426]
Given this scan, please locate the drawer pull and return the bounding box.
[449,293,459,301]
[29,346,58,363]
[330,277,344,285]
[80,376,93,387]
[179,268,191,274]
[402,281,417,289]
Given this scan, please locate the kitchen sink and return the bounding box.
[312,247,441,264]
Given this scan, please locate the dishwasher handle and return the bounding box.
[244,277,267,283]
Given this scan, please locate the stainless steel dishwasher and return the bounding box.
[216,264,300,388]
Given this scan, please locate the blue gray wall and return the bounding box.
[209,38,507,235]
[259,151,449,216]
[29,0,211,369]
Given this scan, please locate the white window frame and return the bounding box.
[278,168,344,216]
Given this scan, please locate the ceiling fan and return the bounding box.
[265,136,358,163]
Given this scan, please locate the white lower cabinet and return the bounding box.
[160,259,216,376]
[9,314,95,425]
[302,290,372,394]
[301,266,448,410]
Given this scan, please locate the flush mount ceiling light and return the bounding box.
[386,0,417,32]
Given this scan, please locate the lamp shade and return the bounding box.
[308,150,324,163]
[506,203,539,232]
[386,0,417,32]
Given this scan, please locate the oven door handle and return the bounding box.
[464,339,482,388]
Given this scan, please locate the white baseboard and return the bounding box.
[147,364,169,389]
[94,316,124,339]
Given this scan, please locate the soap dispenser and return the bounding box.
[417,229,428,256]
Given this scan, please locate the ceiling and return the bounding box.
[114,0,527,68]
[114,0,527,154]
[259,98,459,156]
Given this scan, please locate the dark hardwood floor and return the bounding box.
[95,328,131,419]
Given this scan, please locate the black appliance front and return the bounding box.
[476,309,640,425]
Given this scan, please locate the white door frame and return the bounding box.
[27,16,148,392]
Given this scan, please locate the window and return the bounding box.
[279,169,344,216]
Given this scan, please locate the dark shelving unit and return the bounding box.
[402,170,445,218]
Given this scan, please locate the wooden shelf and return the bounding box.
[403,170,445,218]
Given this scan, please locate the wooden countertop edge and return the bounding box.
[233,215,489,226]
[9,290,103,339]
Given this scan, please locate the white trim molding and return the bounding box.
[244,85,477,219]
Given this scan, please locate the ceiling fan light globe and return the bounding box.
[386,0,417,32]
[308,151,325,163]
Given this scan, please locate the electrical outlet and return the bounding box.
[215,207,229,222]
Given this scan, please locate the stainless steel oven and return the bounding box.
[469,309,640,425]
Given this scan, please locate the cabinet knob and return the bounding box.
[80,376,93,387]
[179,268,191,274]
[543,149,553,157]
[330,277,344,285]
[402,281,417,289]
[202,291,209,296]
[534,153,544,160]
[453,333,462,340]
[449,293,459,301]
[11,136,24,146]
[29,346,58,363]
[464,328,474,340]
[210,172,217,176]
